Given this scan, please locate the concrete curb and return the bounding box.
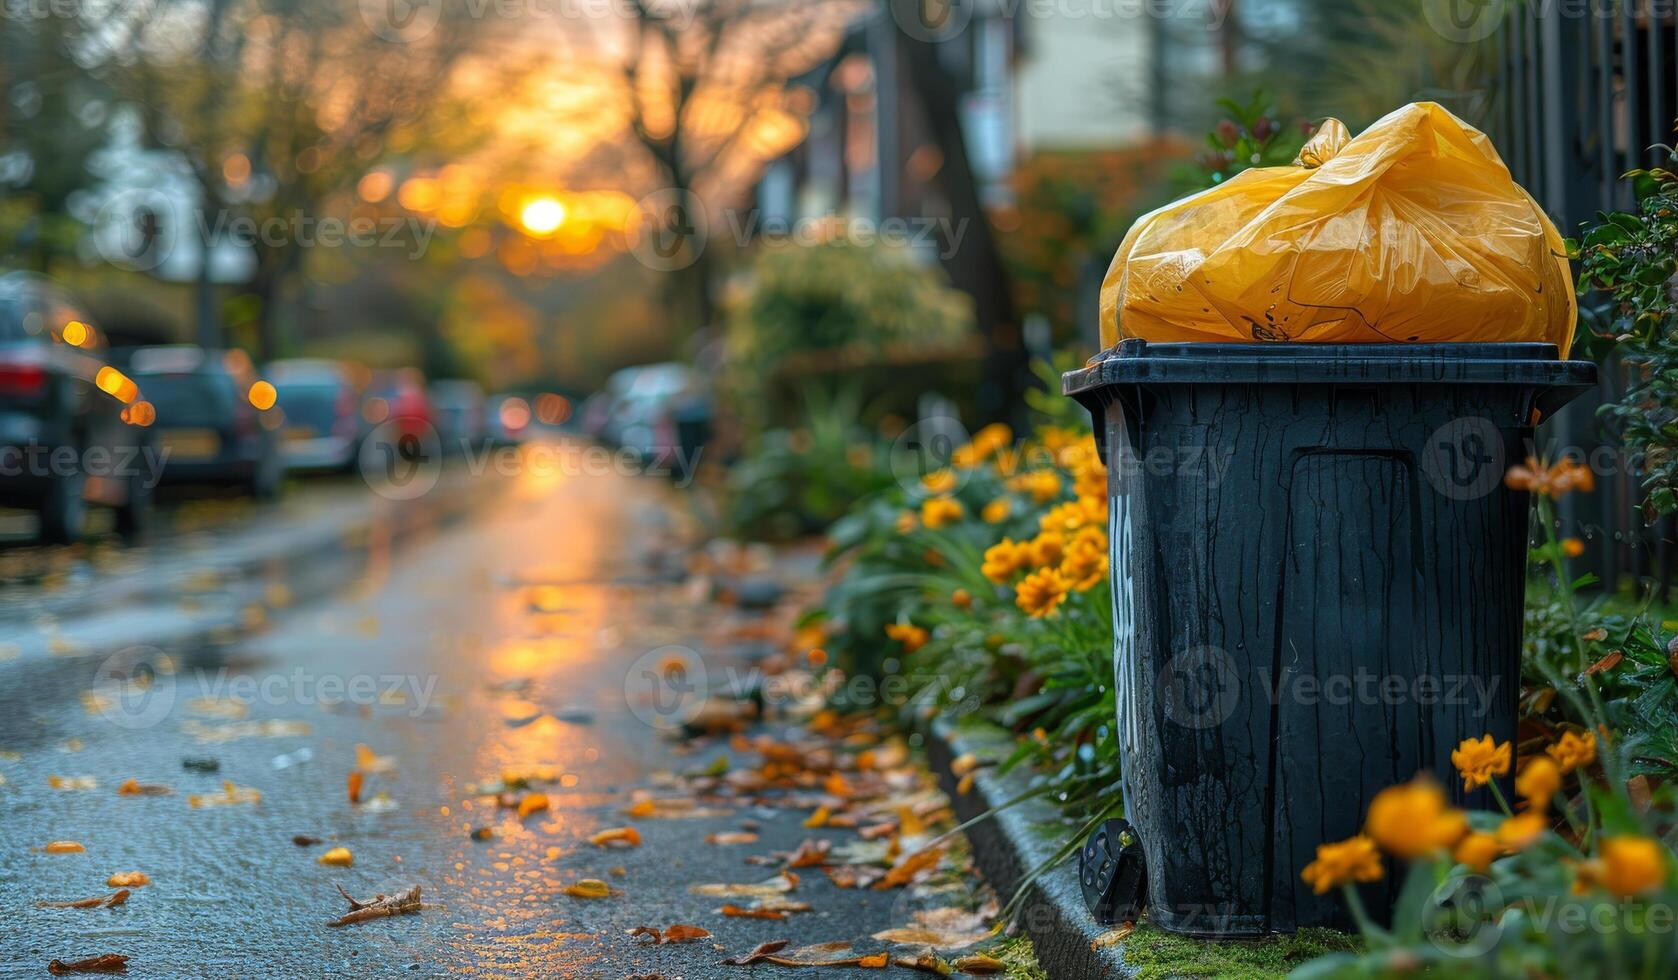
[925,717,1139,980]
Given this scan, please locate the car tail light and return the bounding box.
[0,352,48,397]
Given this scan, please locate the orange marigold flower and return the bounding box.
[1546,730,1597,774]
[1453,832,1500,873]
[1452,735,1512,791]
[895,511,918,534]
[1505,456,1596,498]
[884,623,929,653]
[981,498,1012,524]
[1039,500,1092,534]
[1059,537,1108,591]
[921,469,958,494]
[1365,778,1468,859]
[1561,537,1585,558]
[921,496,964,530]
[951,588,972,610]
[1495,812,1547,851]
[1514,757,1561,810]
[1300,835,1384,894]
[972,422,1013,453]
[1599,836,1668,898]
[981,538,1029,583]
[1029,531,1066,568]
[1014,567,1071,618]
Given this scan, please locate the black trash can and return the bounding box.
[1062,341,1595,937]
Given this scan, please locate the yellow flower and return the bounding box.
[1029,531,1065,568]
[1010,470,1062,504]
[1495,812,1547,851]
[921,469,958,495]
[951,589,972,610]
[1599,836,1667,897]
[1452,735,1512,791]
[1365,778,1468,859]
[895,511,918,534]
[1546,730,1597,774]
[1059,536,1108,591]
[1014,567,1071,618]
[1071,524,1107,552]
[1453,832,1500,873]
[885,623,928,653]
[1504,456,1595,498]
[1514,757,1560,810]
[1300,835,1384,894]
[921,496,964,530]
[981,539,1029,583]
[1039,500,1092,534]
[950,442,985,469]
[973,422,1013,453]
[1561,537,1585,558]
[981,498,1012,524]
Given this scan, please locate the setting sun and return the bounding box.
[518,197,567,236]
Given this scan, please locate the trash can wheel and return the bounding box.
[1079,818,1145,925]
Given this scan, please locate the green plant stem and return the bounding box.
[1339,883,1390,945]
[1487,780,1515,818]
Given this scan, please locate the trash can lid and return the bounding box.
[1062,340,1596,397]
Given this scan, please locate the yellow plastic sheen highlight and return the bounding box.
[1099,103,1576,356]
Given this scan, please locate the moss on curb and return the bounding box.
[1120,925,1359,979]
[990,935,1050,980]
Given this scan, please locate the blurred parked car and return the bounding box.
[429,379,486,454]
[128,345,283,499]
[363,368,433,442]
[267,358,365,473]
[0,272,154,541]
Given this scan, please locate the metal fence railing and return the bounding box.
[1484,0,1678,598]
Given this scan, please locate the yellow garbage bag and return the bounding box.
[1099,102,1576,356]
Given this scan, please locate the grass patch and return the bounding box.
[989,935,1049,980]
[1120,925,1360,980]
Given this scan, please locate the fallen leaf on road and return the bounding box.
[354,744,396,773]
[347,771,364,805]
[690,872,798,898]
[803,805,831,828]
[46,954,129,974]
[116,779,170,796]
[705,831,759,845]
[625,798,734,820]
[953,954,1006,975]
[517,793,549,819]
[48,775,97,791]
[187,781,261,807]
[872,925,990,950]
[292,836,321,847]
[470,827,494,841]
[106,872,149,887]
[719,904,788,920]
[43,841,85,854]
[628,924,712,944]
[721,940,790,965]
[561,879,613,899]
[874,847,944,889]
[325,882,422,927]
[37,890,129,909]
[895,952,954,975]
[317,847,354,867]
[1091,922,1135,948]
[785,839,831,869]
[588,826,641,848]
[181,758,219,773]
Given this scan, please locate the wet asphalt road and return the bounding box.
[0,445,952,978]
